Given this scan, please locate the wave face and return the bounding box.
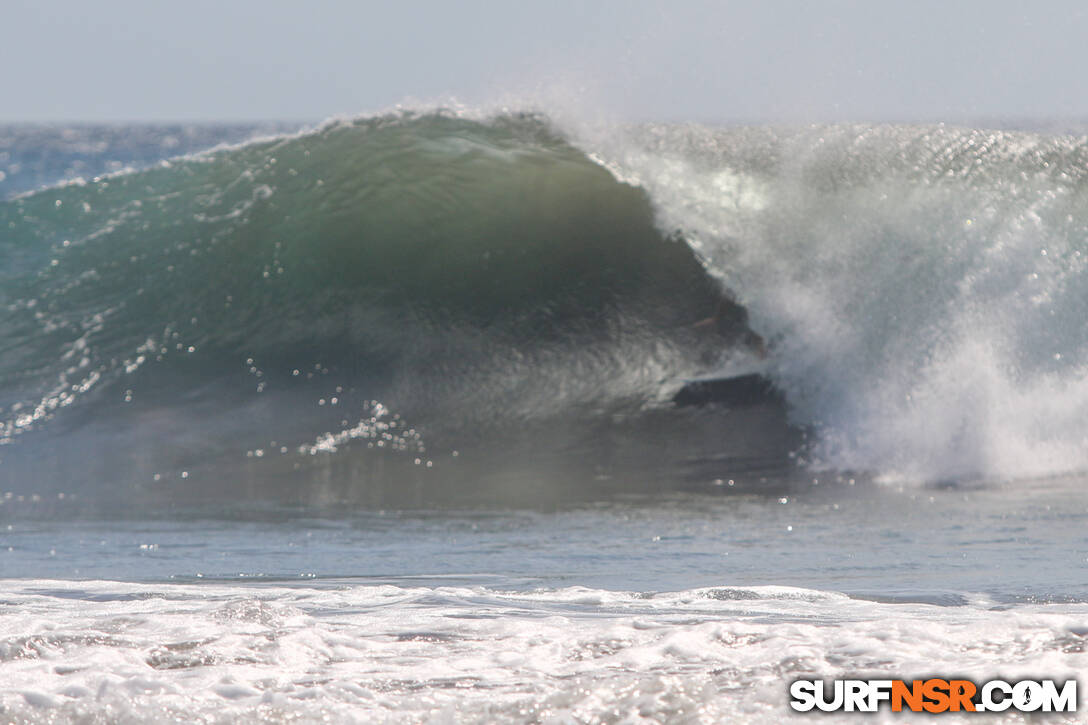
[0,113,780,510]
[2,111,1087,509]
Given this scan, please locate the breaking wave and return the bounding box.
[2,110,1086,508]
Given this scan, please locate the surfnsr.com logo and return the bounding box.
[789,679,1077,713]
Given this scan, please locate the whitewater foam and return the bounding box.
[0,579,1083,724]
[572,120,1088,482]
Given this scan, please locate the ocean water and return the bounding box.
[1,112,1087,723]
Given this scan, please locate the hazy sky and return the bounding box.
[5,0,1088,122]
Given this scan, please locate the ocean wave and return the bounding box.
[2,109,1086,506]
[0,112,775,509]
